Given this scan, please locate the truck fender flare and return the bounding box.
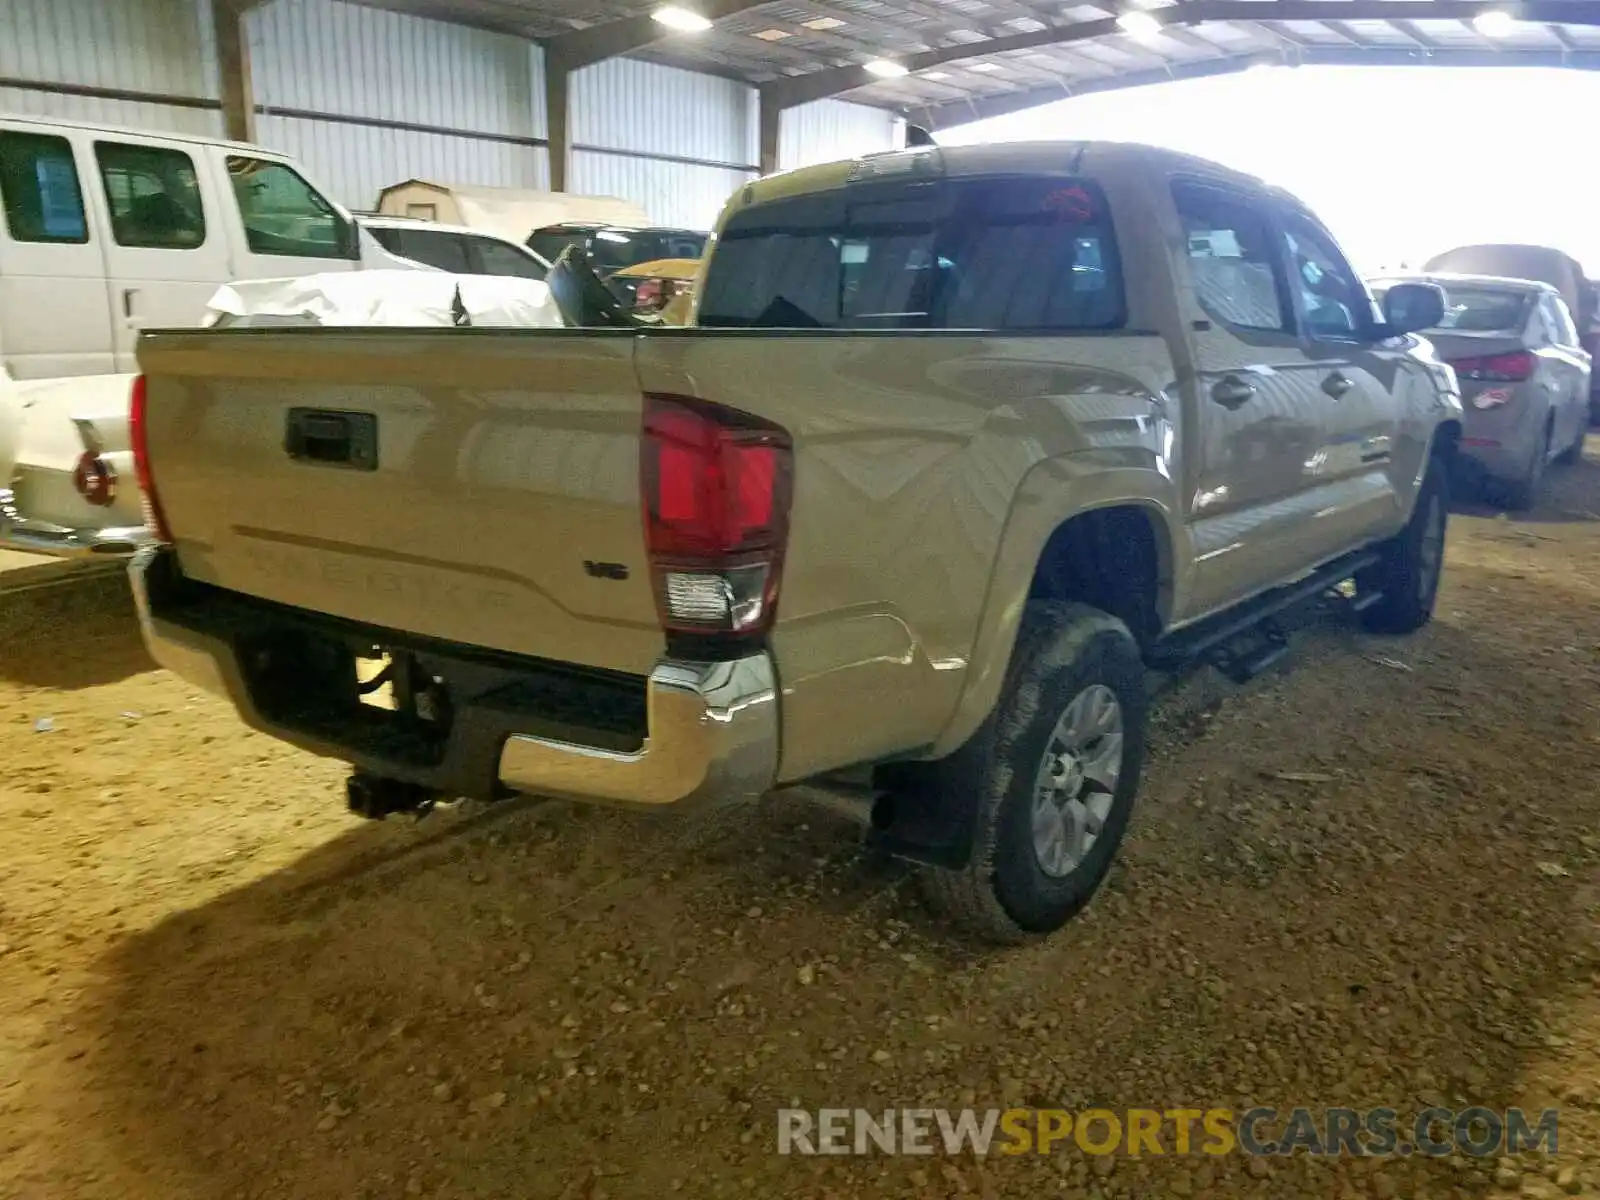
[929,454,1181,760]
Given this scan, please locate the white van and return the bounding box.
[0,114,414,380]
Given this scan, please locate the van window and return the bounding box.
[698,176,1123,331]
[0,132,89,244]
[226,157,348,259]
[94,142,206,250]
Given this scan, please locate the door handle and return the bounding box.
[122,288,138,320]
[1211,376,1256,410]
[284,408,379,471]
[1322,372,1354,399]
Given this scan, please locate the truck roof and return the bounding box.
[0,111,276,157]
[737,140,1271,212]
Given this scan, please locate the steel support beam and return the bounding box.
[759,90,781,174]
[214,0,269,143]
[763,0,1600,110]
[546,57,571,191]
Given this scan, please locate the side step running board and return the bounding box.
[1146,548,1380,673]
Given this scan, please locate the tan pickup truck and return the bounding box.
[128,141,1463,942]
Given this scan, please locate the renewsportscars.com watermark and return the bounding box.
[777,1107,1560,1158]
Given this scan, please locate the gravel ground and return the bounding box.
[2,452,1599,1200]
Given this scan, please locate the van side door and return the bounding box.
[1274,206,1407,558]
[219,154,360,281]
[0,126,116,378]
[88,134,232,370]
[1170,178,1326,618]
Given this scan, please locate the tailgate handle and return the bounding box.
[285,408,378,471]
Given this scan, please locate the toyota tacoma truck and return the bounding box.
[127,141,1463,942]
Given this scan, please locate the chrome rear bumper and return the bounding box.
[0,488,153,558]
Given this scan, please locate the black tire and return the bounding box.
[1359,455,1448,635]
[1502,423,1550,511]
[917,602,1147,944]
[1556,420,1586,466]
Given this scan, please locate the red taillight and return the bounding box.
[1450,350,1535,383]
[641,394,792,641]
[71,452,116,508]
[128,374,173,542]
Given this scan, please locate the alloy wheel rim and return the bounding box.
[1030,684,1125,879]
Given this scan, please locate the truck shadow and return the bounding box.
[0,583,152,689]
[53,575,1600,1197]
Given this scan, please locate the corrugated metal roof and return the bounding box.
[350,0,1600,129]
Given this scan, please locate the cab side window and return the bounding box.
[226,157,349,259]
[1279,214,1374,341]
[0,132,89,244]
[1172,181,1288,333]
[95,142,206,250]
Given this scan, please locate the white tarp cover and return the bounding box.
[204,271,567,329]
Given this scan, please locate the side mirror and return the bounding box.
[1379,282,1445,337]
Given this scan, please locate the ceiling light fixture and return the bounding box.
[968,61,1002,71]
[923,70,951,79]
[1116,9,1163,37]
[753,28,793,39]
[651,6,713,32]
[802,16,845,29]
[1471,8,1517,35]
[864,58,911,77]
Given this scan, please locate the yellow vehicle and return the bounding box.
[606,257,700,325]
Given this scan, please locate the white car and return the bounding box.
[0,369,147,556]
[355,215,552,280]
[1,235,560,557]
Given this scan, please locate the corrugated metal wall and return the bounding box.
[1,0,901,227]
[248,0,547,209]
[0,0,223,135]
[570,58,756,229]
[780,99,905,171]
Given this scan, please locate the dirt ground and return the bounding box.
[2,455,1599,1200]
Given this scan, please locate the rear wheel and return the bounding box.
[1556,417,1586,465]
[1503,423,1550,511]
[916,602,1147,944]
[1359,456,1448,635]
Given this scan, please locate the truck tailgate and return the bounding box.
[135,329,665,677]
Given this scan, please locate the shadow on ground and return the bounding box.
[55,581,1600,1199]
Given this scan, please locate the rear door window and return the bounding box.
[94,141,206,249]
[471,236,547,279]
[0,131,89,244]
[698,176,1123,331]
[1172,181,1288,333]
[393,227,473,273]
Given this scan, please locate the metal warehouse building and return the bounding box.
[0,0,904,228]
[8,0,1600,229]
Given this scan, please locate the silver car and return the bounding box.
[1372,272,1591,508]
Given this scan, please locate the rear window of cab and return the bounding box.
[697,175,1124,332]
